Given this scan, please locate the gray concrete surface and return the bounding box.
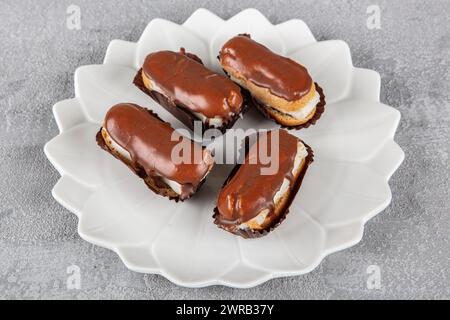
[0,0,449,299]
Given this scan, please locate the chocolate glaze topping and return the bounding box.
[142,50,243,119]
[219,35,313,101]
[104,103,212,197]
[216,129,301,224]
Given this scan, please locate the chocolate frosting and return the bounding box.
[142,50,243,119]
[103,103,212,197]
[219,35,313,101]
[216,129,300,224]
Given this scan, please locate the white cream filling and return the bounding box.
[283,91,320,119]
[229,75,319,120]
[104,129,183,195]
[239,142,308,230]
[240,209,270,229]
[150,79,231,128]
[192,111,227,128]
[274,178,290,204]
[292,142,308,176]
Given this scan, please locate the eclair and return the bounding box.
[219,35,325,128]
[134,49,246,133]
[213,129,313,238]
[96,103,214,201]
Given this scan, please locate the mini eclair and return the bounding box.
[219,35,325,128]
[134,49,246,132]
[213,129,313,238]
[96,103,214,201]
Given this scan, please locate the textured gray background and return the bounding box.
[0,0,449,299]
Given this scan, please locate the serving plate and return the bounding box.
[44,8,404,288]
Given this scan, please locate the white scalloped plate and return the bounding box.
[44,8,404,288]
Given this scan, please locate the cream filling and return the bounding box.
[229,75,319,120]
[191,111,229,128]
[102,128,184,195]
[292,142,308,175]
[283,91,320,119]
[239,142,308,230]
[149,79,231,128]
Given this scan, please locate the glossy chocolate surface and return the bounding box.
[142,50,243,119]
[220,35,313,101]
[103,103,212,197]
[216,129,300,224]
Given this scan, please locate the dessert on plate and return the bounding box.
[219,34,325,128]
[96,103,214,201]
[213,129,313,238]
[134,48,247,133]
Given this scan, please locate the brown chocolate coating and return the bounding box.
[103,103,213,199]
[133,67,251,134]
[142,50,243,119]
[219,35,313,101]
[216,129,300,224]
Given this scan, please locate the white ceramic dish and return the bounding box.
[44,8,404,288]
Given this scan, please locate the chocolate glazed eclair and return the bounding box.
[219,34,326,128]
[134,49,248,133]
[213,129,313,238]
[96,103,214,201]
